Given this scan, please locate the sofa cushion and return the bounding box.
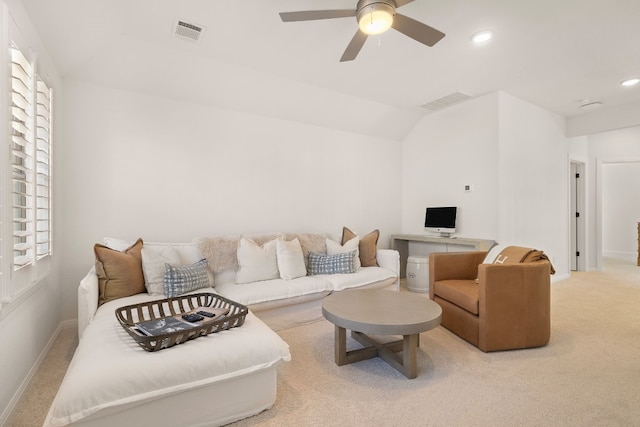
[141,246,181,295]
[308,251,356,275]
[276,238,307,280]
[164,259,210,298]
[320,266,397,291]
[342,227,380,267]
[94,238,145,306]
[215,276,333,306]
[327,237,360,270]
[236,236,280,284]
[434,279,479,315]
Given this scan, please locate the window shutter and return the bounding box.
[1,11,55,304]
[10,45,34,270]
[35,78,51,259]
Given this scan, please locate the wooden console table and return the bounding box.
[391,234,496,278]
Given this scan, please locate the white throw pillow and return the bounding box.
[326,237,361,270]
[236,236,280,284]
[276,238,307,280]
[141,246,181,295]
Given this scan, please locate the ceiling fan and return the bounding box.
[279,0,445,62]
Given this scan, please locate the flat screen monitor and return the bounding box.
[424,207,457,237]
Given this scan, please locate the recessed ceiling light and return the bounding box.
[621,78,640,87]
[471,30,493,44]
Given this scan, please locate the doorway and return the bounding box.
[598,159,640,267]
[596,157,640,270]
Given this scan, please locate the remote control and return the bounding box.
[182,313,204,322]
[197,310,215,318]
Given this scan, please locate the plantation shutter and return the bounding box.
[35,78,51,259]
[2,10,55,304]
[10,44,34,270]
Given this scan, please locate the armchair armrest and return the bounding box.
[477,261,551,351]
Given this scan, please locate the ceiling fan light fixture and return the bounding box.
[358,3,394,35]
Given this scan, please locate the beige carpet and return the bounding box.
[6,327,77,427]
[8,259,640,426]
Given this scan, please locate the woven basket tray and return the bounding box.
[116,293,248,352]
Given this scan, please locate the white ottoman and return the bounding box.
[45,291,291,427]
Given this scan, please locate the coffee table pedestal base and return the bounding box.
[334,326,420,379]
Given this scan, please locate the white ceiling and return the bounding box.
[18,0,640,140]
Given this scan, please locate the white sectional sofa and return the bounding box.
[48,231,399,426]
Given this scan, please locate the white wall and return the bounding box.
[497,92,569,275]
[602,163,640,261]
[402,91,570,277]
[59,79,403,320]
[0,0,63,422]
[402,93,500,239]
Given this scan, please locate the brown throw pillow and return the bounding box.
[342,227,379,267]
[94,238,145,306]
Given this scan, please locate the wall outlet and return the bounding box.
[464,184,473,192]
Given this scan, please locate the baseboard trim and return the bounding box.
[602,251,636,262]
[0,321,68,425]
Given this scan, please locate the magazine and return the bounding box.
[135,316,195,337]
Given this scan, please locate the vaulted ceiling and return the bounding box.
[19,0,640,140]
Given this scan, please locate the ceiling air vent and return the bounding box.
[420,91,473,112]
[174,20,206,42]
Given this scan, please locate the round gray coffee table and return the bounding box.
[322,289,442,379]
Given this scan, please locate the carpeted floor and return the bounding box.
[6,326,77,427]
[8,259,640,426]
[228,258,640,426]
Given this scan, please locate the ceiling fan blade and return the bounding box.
[394,0,416,7]
[392,13,445,47]
[340,30,368,62]
[279,10,356,22]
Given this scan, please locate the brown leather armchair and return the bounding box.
[429,251,551,352]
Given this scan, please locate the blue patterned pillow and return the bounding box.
[308,251,356,275]
[163,259,210,298]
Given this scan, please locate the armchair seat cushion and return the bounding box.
[434,280,479,315]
